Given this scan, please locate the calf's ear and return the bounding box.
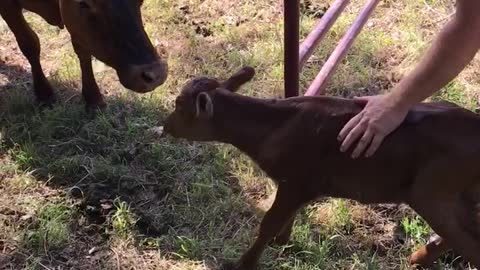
[196,92,214,119]
[220,66,255,92]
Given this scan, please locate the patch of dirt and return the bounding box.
[0,44,31,90]
[0,179,107,269]
[301,0,328,19]
[0,225,110,270]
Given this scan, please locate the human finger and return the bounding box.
[338,112,364,142]
[353,96,375,104]
[340,119,368,153]
[351,127,375,159]
[353,95,378,104]
[365,133,386,157]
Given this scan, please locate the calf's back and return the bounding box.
[251,96,480,204]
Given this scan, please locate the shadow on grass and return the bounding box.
[0,62,266,269]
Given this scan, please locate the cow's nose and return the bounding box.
[139,61,168,90]
[119,60,168,93]
[141,70,156,84]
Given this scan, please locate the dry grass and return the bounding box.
[1,0,479,269]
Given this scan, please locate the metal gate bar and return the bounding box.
[299,0,350,69]
[284,0,300,98]
[284,0,380,97]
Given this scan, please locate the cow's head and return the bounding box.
[59,0,167,93]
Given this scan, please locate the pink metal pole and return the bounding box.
[284,0,300,98]
[299,0,351,69]
[304,0,381,96]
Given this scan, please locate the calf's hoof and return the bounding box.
[409,234,446,268]
[410,248,435,268]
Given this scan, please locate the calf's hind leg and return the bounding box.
[413,200,480,268]
[0,2,55,104]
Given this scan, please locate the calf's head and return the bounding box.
[59,0,167,92]
[164,66,256,140]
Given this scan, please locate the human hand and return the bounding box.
[337,94,410,158]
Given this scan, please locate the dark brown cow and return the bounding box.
[0,0,168,109]
[164,67,480,269]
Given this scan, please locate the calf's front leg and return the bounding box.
[227,187,303,270]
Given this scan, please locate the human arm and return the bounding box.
[337,0,480,159]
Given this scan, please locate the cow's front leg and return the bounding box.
[0,2,55,105]
[271,216,295,246]
[72,41,106,110]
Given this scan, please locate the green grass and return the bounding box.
[23,202,71,251]
[110,198,138,239]
[331,199,355,235]
[0,0,479,269]
[401,215,433,251]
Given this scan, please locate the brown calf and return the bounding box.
[164,67,480,270]
[0,0,167,109]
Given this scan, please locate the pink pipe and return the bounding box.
[299,0,351,69]
[305,0,381,96]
